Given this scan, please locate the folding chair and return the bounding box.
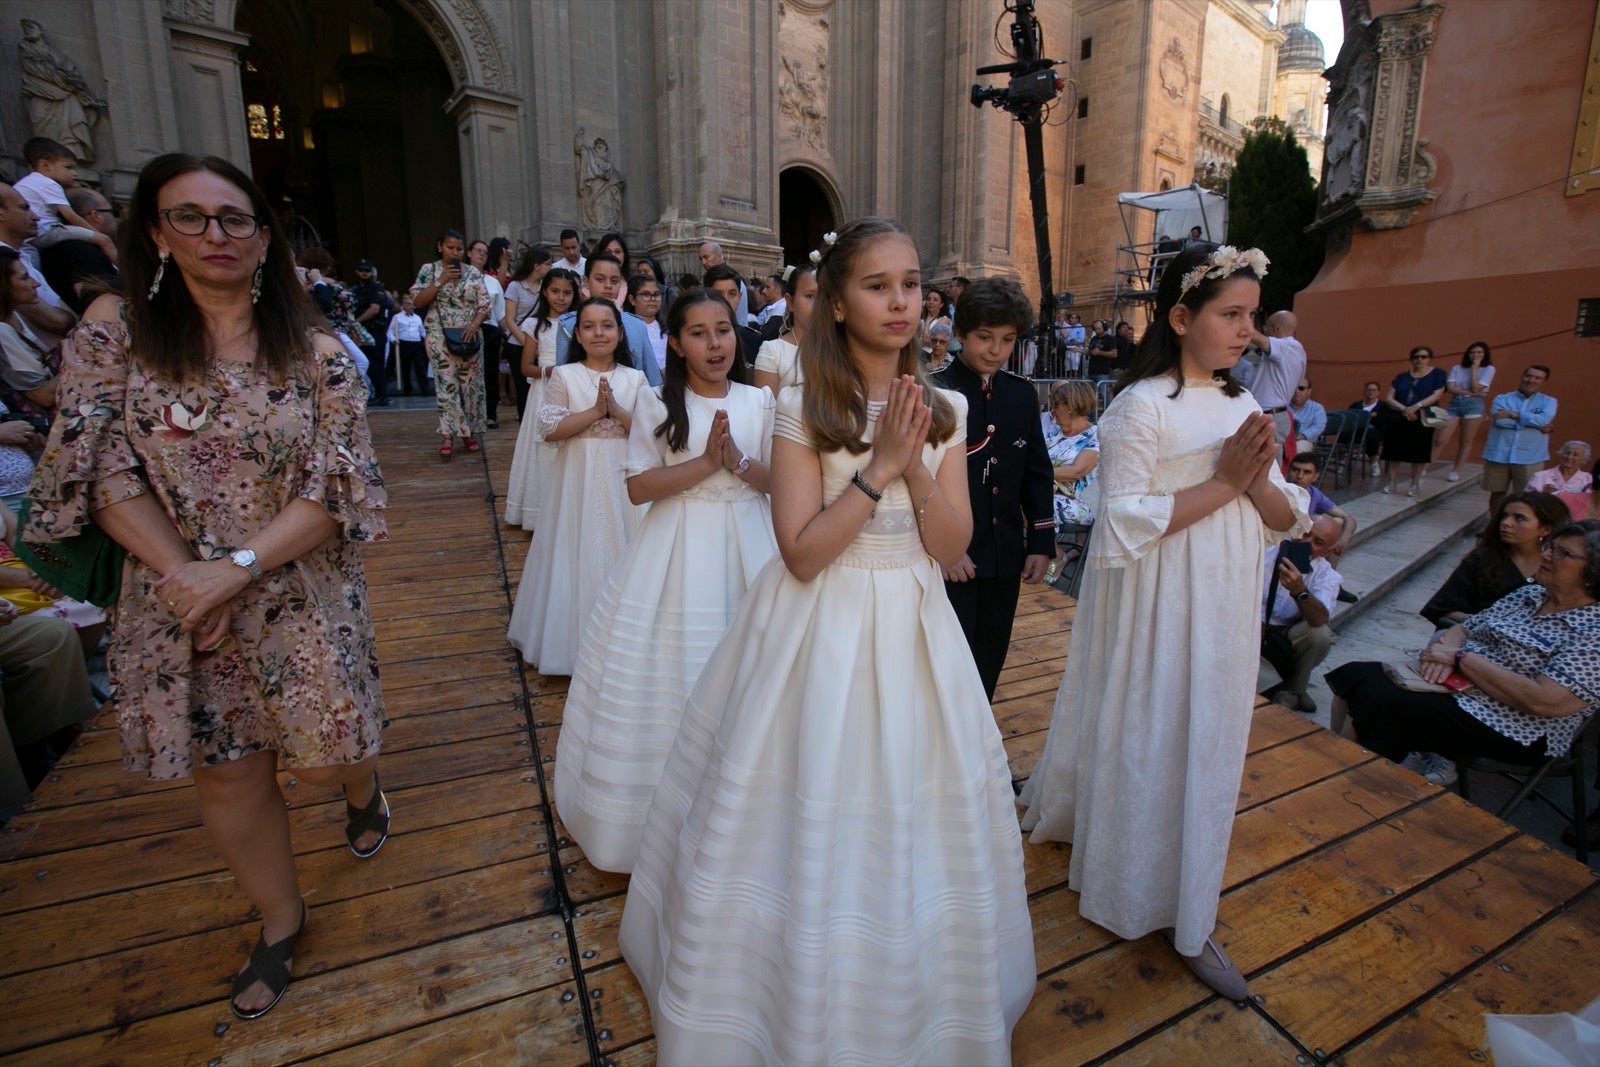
[1048,521,1093,599]
[1455,714,1600,865]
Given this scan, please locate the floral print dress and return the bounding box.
[410,260,489,439]
[1046,420,1099,525]
[23,317,389,779]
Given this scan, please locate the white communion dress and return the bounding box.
[555,381,778,873]
[503,318,562,530]
[506,361,647,675]
[1018,374,1308,957]
[753,336,803,392]
[619,386,1035,1066]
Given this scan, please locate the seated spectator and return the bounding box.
[925,322,953,373]
[1285,454,1356,561]
[1261,516,1344,713]
[1421,491,1568,631]
[1044,379,1098,527]
[1,506,104,658]
[1529,440,1593,520]
[0,398,44,511]
[38,186,119,316]
[0,602,98,817]
[0,247,58,429]
[1349,380,1386,476]
[1289,377,1326,456]
[1327,520,1600,785]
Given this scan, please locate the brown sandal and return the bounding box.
[231,901,307,1019]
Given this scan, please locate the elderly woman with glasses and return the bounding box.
[22,153,389,1020]
[1327,519,1600,773]
[1044,379,1099,526]
[1529,440,1594,520]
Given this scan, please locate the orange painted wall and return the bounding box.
[1297,0,1600,446]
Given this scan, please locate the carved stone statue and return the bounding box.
[574,127,624,232]
[18,19,106,163]
[779,51,827,151]
[1322,77,1369,204]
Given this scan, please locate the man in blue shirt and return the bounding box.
[1289,377,1327,456]
[1483,364,1557,516]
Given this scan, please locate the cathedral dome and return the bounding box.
[1279,24,1326,70]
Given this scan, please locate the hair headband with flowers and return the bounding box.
[808,230,839,265]
[1177,245,1270,302]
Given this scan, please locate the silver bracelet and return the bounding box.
[851,470,883,503]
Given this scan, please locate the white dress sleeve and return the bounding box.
[772,385,810,447]
[755,384,777,464]
[537,366,572,438]
[1090,388,1174,567]
[625,387,670,476]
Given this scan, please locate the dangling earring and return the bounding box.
[148,250,168,299]
[250,259,264,305]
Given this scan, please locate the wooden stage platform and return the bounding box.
[2,411,1595,1065]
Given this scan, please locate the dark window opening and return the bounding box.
[1080,37,1092,60]
[1077,97,1089,119]
[1074,164,1086,185]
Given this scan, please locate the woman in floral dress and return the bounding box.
[23,154,390,1021]
[410,228,489,456]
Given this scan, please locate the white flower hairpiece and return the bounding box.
[1177,245,1270,301]
[808,231,840,265]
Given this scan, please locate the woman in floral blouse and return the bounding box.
[409,228,489,457]
[1043,379,1099,526]
[22,153,390,1021]
[1328,519,1600,772]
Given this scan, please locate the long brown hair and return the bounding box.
[798,217,956,454]
[120,153,320,383]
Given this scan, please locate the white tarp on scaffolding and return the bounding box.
[1116,184,1228,245]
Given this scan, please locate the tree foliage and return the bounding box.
[1227,117,1323,312]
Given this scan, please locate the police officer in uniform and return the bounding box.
[934,278,1056,700]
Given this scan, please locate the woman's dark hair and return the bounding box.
[0,248,29,320]
[1467,491,1571,582]
[1460,340,1493,367]
[655,288,748,452]
[564,295,634,368]
[511,244,551,281]
[533,268,579,335]
[1409,345,1434,360]
[435,228,464,248]
[1117,242,1258,399]
[120,153,321,383]
[637,254,667,284]
[595,232,628,273]
[486,237,512,275]
[922,286,950,319]
[1548,519,1600,599]
[297,246,336,274]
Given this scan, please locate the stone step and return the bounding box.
[1329,467,1488,632]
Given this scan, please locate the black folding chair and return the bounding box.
[1455,714,1600,865]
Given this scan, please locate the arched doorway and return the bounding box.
[236,0,462,288]
[778,167,838,268]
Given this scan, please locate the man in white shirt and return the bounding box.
[0,183,75,339]
[386,294,429,396]
[554,228,586,277]
[1261,515,1343,713]
[756,273,786,328]
[1244,310,1309,453]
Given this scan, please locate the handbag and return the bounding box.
[1420,405,1450,428]
[13,497,125,607]
[441,327,479,358]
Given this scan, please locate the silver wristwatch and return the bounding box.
[229,548,263,580]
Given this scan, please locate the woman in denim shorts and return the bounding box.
[1435,340,1495,482]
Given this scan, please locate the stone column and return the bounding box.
[937,0,1020,282]
[164,19,251,168]
[446,85,528,242]
[648,0,780,275]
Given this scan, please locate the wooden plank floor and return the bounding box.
[2,409,1595,1065]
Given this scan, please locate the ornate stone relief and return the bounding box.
[1315,0,1443,233]
[1158,38,1190,103]
[778,1,830,154]
[392,0,514,93]
[162,0,217,21]
[18,18,107,164]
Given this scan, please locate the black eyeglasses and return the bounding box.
[159,207,261,239]
[635,291,661,299]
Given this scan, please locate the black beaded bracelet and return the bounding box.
[851,470,883,503]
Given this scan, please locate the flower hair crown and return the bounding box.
[1177,245,1270,301]
[808,230,839,265]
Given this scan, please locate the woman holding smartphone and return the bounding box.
[410,228,489,457]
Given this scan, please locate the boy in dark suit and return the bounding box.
[934,278,1056,700]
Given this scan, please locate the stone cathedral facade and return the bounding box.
[0,0,1324,315]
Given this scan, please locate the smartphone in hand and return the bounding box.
[1282,540,1313,574]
